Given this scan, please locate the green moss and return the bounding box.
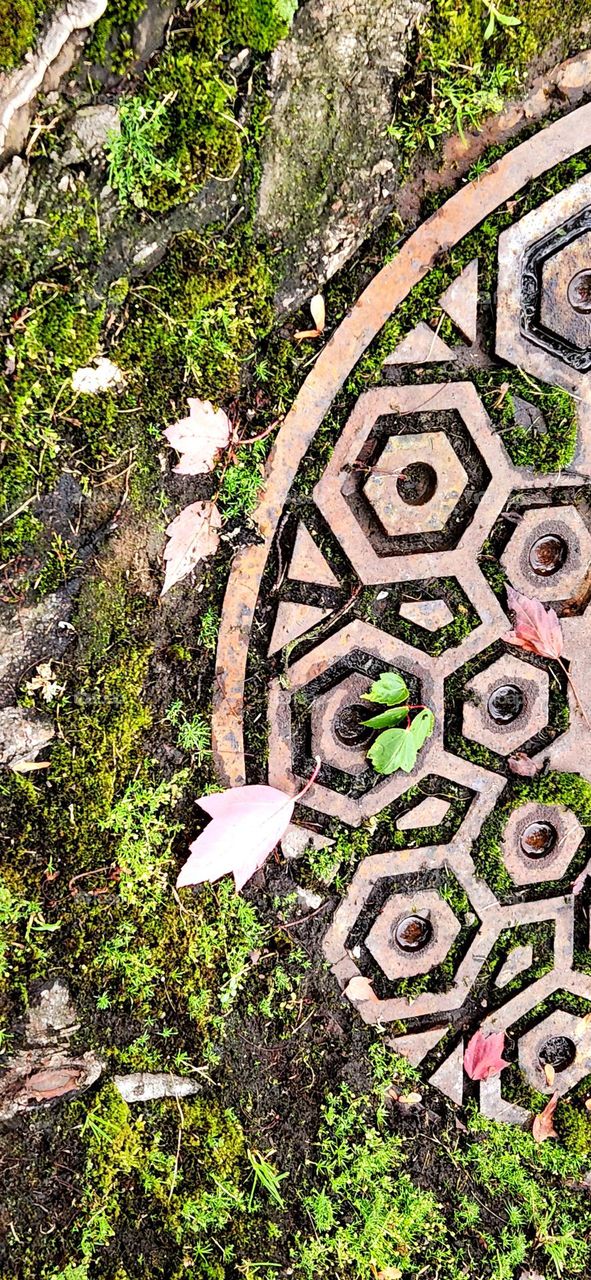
[227,0,298,51]
[472,369,578,472]
[85,0,147,71]
[0,0,49,69]
[66,1084,248,1276]
[392,0,591,173]
[0,286,107,538]
[473,771,591,897]
[458,1106,591,1276]
[558,1102,591,1155]
[293,1083,457,1278]
[33,531,80,596]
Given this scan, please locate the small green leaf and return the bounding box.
[362,706,409,730]
[483,9,495,37]
[367,728,418,775]
[496,10,520,26]
[362,671,409,706]
[407,708,435,752]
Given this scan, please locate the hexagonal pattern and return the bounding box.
[540,228,591,350]
[501,802,584,885]
[497,171,591,387]
[214,126,591,1125]
[310,672,372,777]
[363,431,468,536]
[365,890,461,980]
[501,505,591,604]
[519,1009,591,1097]
[267,618,442,825]
[462,655,549,756]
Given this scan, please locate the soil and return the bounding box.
[4,3,591,1280]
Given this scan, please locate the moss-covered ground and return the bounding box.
[3,1,591,1277]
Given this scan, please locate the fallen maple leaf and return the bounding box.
[532,1092,558,1143]
[163,397,231,474]
[177,760,321,891]
[507,751,541,778]
[161,500,221,596]
[504,586,563,660]
[463,1029,509,1080]
[505,586,591,730]
[344,975,379,1004]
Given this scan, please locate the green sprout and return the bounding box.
[362,670,435,775]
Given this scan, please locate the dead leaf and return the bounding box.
[492,381,510,409]
[177,761,321,892]
[23,661,63,704]
[544,1062,555,1087]
[463,1029,509,1081]
[344,975,379,1004]
[163,397,231,474]
[585,1098,591,1112]
[72,357,125,395]
[294,292,327,342]
[375,1268,402,1280]
[26,1067,82,1100]
[398,1090,422,1107]
[161,500,221,596]
[310,293,325,333]
[10,759,51,773]
[504,586,563,660]
[507,751,541,777]
[532,1092,558,1143]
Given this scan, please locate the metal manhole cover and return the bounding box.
[213,105,591,1123]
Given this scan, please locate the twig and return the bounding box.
[168,1094,184,1204]
[557,657,591,731]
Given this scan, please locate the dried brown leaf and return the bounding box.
[161,500,221,596]
[507,751,541,777]
[26,1067,82,1100]
[310,292,326,333]
[344,975,379,1003]
[532,1092,558,1143]
[293,327,322,342]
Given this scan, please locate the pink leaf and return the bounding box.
[507,752,541,777]
[504,586,563,660]
[163,397,230,475]
[532,1092,559,1143]
[463,1029,509,1080]
[161,500,221,596]
[176,762,321,892]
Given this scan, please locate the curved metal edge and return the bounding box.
[213,103,591,787]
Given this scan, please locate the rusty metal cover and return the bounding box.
[213,106,591,1122]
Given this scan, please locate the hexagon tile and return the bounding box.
[213,114,591,1124]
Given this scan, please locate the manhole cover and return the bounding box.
[213,106,591,1124]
